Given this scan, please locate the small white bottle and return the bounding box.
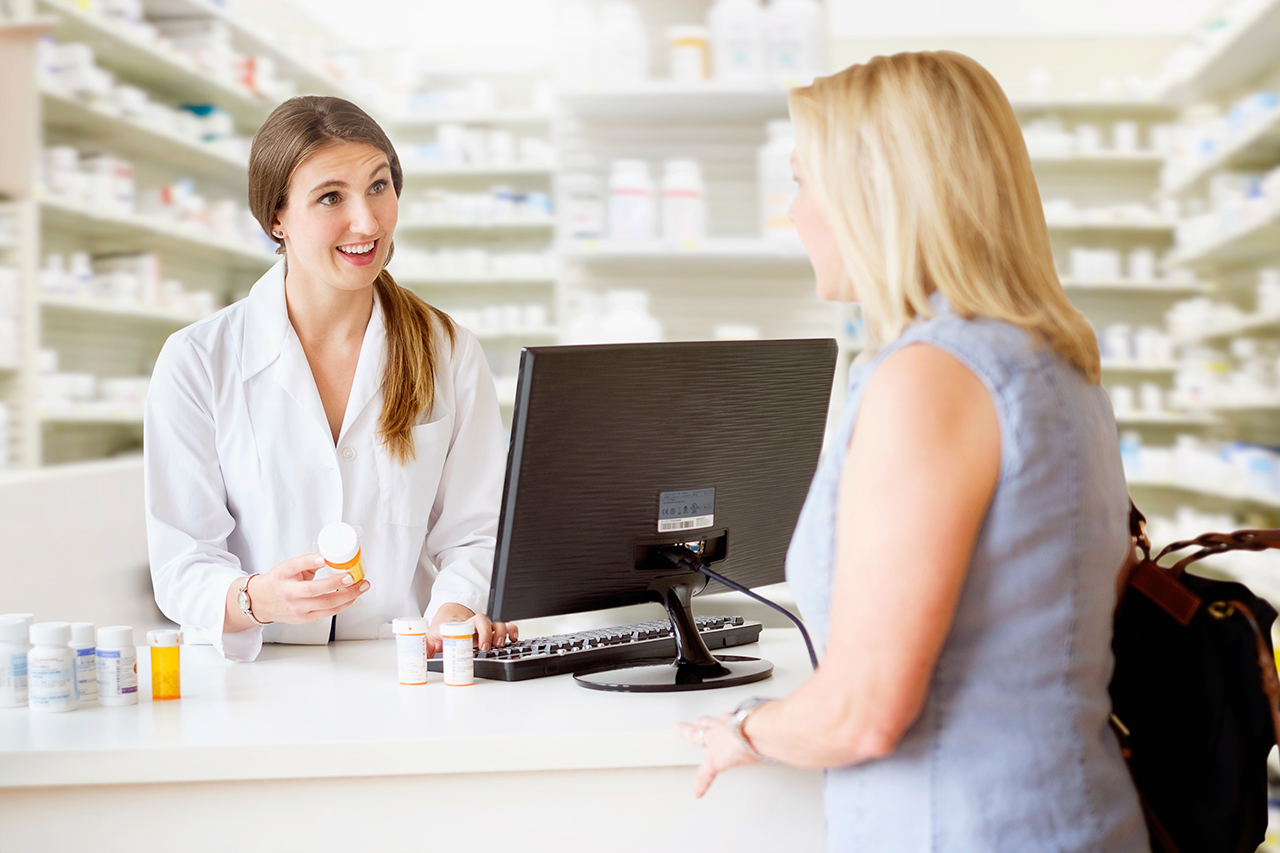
[68,621,96,701]
[608,159,657,241]
[763,0,823,88]
[95,625,138,706]
[442,622,476,687]
[558,150,606,239]
[758,120,800,244]
[392,617,429,686]
[27,622,78,713]
[597,1,649,83]
[661,159,708,242]
[599,290,665,343]
[708,0,765,82]
[667,25,710,83]
[0,616,31,708]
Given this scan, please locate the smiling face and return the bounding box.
[789,153,850,302]
[272,141,398,294]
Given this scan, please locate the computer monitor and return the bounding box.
[487,338,838,692]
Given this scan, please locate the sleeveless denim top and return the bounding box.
[786,296,1148,852]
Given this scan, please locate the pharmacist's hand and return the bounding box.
[677,713,759,798]
[426,605,519,655]
[249,553,371,625]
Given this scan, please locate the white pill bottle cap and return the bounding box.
[147,630,181,647]
[0,613,34,627]
[30,621,71,646]
[97,626,134,648]
[392,617,428,635]
[70,622,95,644]
[443,622,476,637]
[0,618,29,644]
[318,522,360,564]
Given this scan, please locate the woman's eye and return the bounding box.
[371,180,388,194]
[320,192,340,206]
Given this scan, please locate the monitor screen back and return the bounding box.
[488,339,839,622]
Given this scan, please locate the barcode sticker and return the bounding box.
[658,514,715,533]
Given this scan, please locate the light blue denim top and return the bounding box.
[786,295,1148,852]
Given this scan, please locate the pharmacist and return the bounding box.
[145,96,515,662]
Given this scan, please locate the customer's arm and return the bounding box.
[681,343,1001,793]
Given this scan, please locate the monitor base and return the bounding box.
[574,654,774,692]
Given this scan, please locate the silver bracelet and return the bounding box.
[731,697,776,763]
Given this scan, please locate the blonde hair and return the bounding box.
[248,96,456,463]
[788,51,1100,382]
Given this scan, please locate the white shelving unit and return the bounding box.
[0,1,360,468]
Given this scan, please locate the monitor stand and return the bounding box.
[574,571,774,693]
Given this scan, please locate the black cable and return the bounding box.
[696,564,819,670]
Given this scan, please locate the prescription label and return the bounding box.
[96,648,137,696]
[657,488,715,533]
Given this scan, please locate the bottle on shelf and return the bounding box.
[558,148,606,240]
[661,159,707,242]
[598,290,664,343]
[708,0,765,83]
[598,1,649,84]
[763,0,823,88]
[608,159,657,241]
[758,120,800,244]
[667,25,711,84]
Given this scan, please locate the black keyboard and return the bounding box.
[427,616,763,682]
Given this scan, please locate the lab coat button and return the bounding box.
[341,447,356,460]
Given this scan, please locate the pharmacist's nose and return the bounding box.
[348,199,378,236]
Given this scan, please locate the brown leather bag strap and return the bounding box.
[1213,600,1280,747]
[1129,501,1151,561]
[1157,529,1280,577]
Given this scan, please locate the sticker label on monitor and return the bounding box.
[657,488,715,533]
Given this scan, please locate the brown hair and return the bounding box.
[248,96,456,463]
[790,52,1101,382]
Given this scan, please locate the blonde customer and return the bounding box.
[678,52,1146,851]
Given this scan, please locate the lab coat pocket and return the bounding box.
[376,419,451,527]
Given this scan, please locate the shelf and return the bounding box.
[556,82,789,121]
[401,165,554,179]
[1178,311,1280,344]
[36,0,273,130]
[389,111,553,129]
[1030,152,1164,170]
[561,239,811,266]
[1159,0,1280,104]
[1100,361,1179,374]
[1166,205,1280,269]
[1127,475,1280,511]
[1046,220,1174,235]
[1161,109,1280,198]
[1114,411,1217,427]
[1060,278,1207,296]
[38,403,144,424]
[40,293,205,326]
[396,274,557,287]
[139,0,359,102]
[1009,99,1175,118]
[41,86,248,187]
[38,197,276,270]
[397,218,555,233]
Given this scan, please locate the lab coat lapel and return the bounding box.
[338,293,386,444]
[274,326,333,441]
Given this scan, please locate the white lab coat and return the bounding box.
[144,261,506,661]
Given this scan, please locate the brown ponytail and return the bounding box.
[249,96,455,463]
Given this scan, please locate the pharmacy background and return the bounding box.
[1,0,1280,848]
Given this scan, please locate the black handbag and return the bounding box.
[1109,503,1280,853]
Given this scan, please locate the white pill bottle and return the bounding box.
[96,625,138,706]
[0,616,31,708]
[27,622,78,713]
[661,159,707,243]
[708,0,764,82]
[69,621,96,701]
[608,159,656,241]
[392,617,429,686]
[442,622,476,687]
[758,120,800,245]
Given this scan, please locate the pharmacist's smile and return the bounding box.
[335,237,381,267]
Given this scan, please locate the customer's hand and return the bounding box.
[677,713,759,797]
[426,604,519,656]
[245,553,370,625]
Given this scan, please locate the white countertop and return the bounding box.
[1,628,813,788]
